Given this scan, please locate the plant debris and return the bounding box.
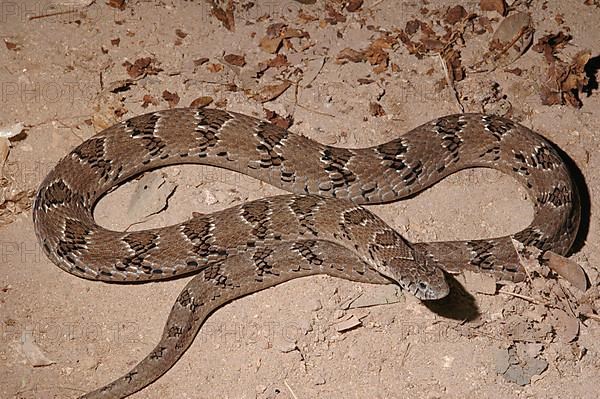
[532,32,591,107]
[209,0,235,31]
[471,12,534,72]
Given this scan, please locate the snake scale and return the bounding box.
[32,108,580,398]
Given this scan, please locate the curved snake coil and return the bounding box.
[32,108,580,398]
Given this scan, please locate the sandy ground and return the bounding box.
[1,1,599,398]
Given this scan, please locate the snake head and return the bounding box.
[381,250,450,301]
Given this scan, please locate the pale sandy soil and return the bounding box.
[1,1,599,398]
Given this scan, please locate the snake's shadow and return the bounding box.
[422,273,480,321]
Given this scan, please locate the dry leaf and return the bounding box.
[123,57,162,79]
[224,53,246,67]
[207,63,224,73]
[264,109,293,129]
[264,54,289,68]
[480,0,507,15]
[346,0,363,12]
[141,94,159,108]
[210,0,235,31]
[336,48,366,63]
[553,308,580,342]
[190,96,214,108]
[325,3,346,24]
[21,332,55,367]
[444,5,467,24]
[369,102,386,117]
[107,0,126,10]
[4,39,21,51]
[259,36,283,53]
[542,251,587,291]
[298,9,318,22]
[335,315,362,332]
[532,31,572,63]
[538,50,591,107]
[162,90,180,108]
[472,12,533,72]
[252,81,291,103]
[193,57,209,66]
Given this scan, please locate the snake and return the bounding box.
[32,108,580,398]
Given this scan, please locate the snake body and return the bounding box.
[32,108,580,398]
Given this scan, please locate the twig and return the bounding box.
[498,289,541,304]
[510,238,536,284]
[29,9,79,20]
[438,53,463,113]
[284,380,299,399]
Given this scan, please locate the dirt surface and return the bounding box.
[1,1,599,398]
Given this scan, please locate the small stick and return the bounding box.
[284,380,299,399]
[498,289,540,304]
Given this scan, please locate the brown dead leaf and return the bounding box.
[162,90,180,108]
[265,54,289,68]
[210,0,235,31]
[532,31,572,63]
[266,23,287,37]
[123,57,162,79]
[141,94,159,108]
[345,0,364,12]
[4,39,21,51]
[553,308,580,342]
[190,96,214,108]
[444,5,467,25]
[325,3,346,24]
[336,48,366,63]
[107,0,126,10]
[224,53,246,67]
[214,98,228,108]
[369,102,386,117]
[444,49,465,82]
[539,50,591,107]
[264,109,293,129]
[405,19,420,35]
[194,57,210,66]
[543,251,587,291]
[252,81,291,103]
[0,188,33,227]
[357,78,375,84]
[207,63,224,73]
[364,36,394,66]
[283,27,310,39]
[472,12,533,72]
[480,0,507,16]
[259,36,283,53]
[298,9,318,22]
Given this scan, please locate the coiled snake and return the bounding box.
[32,108,580,398]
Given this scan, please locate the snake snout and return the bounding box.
[411,278,450,301]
